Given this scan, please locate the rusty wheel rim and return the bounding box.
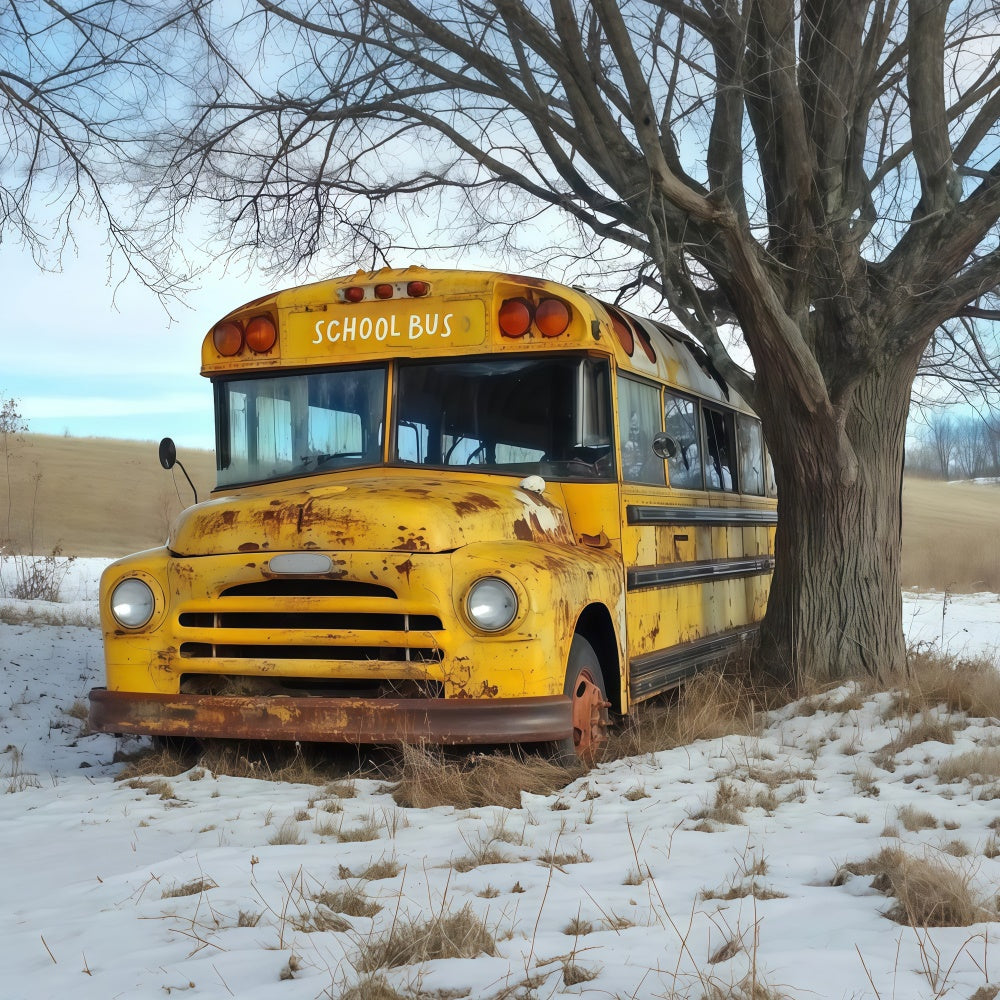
[570,668,610,763]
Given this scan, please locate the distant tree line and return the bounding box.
[907,411,1000,480]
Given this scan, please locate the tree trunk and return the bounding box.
[754,352,921,688]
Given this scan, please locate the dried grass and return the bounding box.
[162,877,216,899]
[390,745,577,809]
[700,975,791,1000]
[836,845,996,927]
[969,986,1000,1000]
[690,780,750,826]
[337,976,408,1000]
[196,742,347,785]
[852,767,880,798]
[563,916,594,936]
[608,662,769,759]
[561,960,600,986]
[294,905,351,933]
[124,777,178,800]
[337,813,382,843]
[116,748,191,781]
[342,859,401,881]
[708,938,743,964]
[453,844,509,873]
[897,804,940,832]
[896,648,1000,720]
[538,848,592,867]
[356,904,497,971]
[938,748,1000,785]
[268,817,306,845]
[874,716,956,770]
[702,881,787,902]
[313,888,381,918]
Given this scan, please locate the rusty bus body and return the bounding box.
[89,268,777,760]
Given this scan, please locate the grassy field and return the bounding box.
[0,434,216,557]
[901,476,1000,592]
[1,434,998,590]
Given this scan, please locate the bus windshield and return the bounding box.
[215,355,613,487]
[216,366,387,487]
[394,356,613,479]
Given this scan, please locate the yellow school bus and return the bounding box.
[89,267,776,761]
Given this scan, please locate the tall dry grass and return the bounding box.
[390,745,578,809]
[836,845,997,927]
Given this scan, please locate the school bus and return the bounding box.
[89,267,776,761]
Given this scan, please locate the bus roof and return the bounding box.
[202,267,751,410]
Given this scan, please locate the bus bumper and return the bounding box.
[88,688,572,745]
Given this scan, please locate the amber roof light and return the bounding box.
[213,321,243,356]
[245,315,277,353]
[498,297,533,338]
[535,298,571,337]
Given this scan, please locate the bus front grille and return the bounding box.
[175,578,445,666]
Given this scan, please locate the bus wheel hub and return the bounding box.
[571,669,611,760]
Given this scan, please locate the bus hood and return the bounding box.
[167,475,575,556]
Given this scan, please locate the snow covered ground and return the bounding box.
[1,560,998,1000]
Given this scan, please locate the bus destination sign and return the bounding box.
[284,300,487,356]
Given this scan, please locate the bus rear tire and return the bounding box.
[552,634,610,766]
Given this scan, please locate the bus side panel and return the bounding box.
[621,487,775,705]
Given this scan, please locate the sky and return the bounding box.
[1,561,999,1000]
[3,226,504,454]
[3,231,272,452]
[0,217,984,461]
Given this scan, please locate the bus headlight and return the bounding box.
[466,577,518,632]
[110,578,156,629]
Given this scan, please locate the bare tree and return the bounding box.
[926,411,958,478]
[161,0,1000,685]
[1,1,191,289]
[953,414,991,478]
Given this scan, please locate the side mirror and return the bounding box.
[158,437,177,470]
[157,436,198,504]
[651,432,679,460]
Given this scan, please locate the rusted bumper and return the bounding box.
[88,688,572,745]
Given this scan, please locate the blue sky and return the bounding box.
[3,230,276,452]
[2,220,504,454]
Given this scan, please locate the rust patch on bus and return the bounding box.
[395,558,414,583]
[394,534,429,551]
[513,518,533,541]
[453,493,502,516]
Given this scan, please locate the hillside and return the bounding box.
[0,434,216,557]
[1,434,998,589]
[901,476,1000,592]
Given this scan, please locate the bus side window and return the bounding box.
[736,413,765,495]
[703,406,737,492]
[664,392,702,489]
[617,376,666,485]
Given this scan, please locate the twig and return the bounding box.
[40,934,57,964]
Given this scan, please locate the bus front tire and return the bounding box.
[553,634,610,766]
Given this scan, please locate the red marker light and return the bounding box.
[407,280,430,297]
[344,286,365,302]
[374,283,394,299]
